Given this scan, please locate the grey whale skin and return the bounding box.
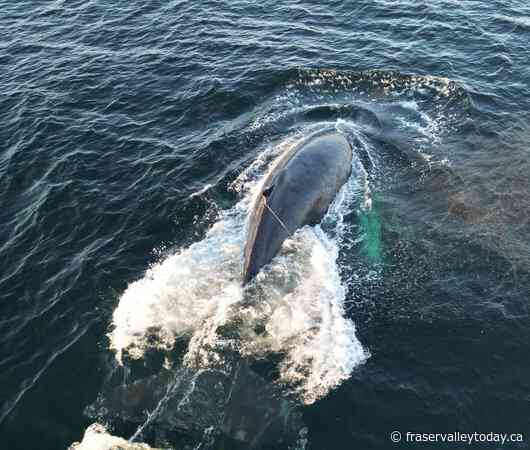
[243,131,353,284]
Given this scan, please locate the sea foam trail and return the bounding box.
[108,126,369,404]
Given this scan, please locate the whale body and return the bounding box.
[243,131,353,284]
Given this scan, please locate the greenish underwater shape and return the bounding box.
[359,197,382,264]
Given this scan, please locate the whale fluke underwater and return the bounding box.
[243,131,353,284]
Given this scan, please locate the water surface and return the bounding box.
[1,1,529,449]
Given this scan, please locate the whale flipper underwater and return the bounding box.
[243,131,353,285]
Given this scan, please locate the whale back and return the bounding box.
[243,132,353,284]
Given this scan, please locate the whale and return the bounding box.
[243,131,353,284]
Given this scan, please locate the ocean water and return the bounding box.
[1,1,530,449]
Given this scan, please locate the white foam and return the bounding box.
[236,226,368,404]
[68,423,160,450]
[108,127,369,404]
[108,207,245,365]
[189,183,213,198]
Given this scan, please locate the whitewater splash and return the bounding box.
[107,69,461,406]
[108,126,369,405]
[69,423,164,450]
[82,69,466,450]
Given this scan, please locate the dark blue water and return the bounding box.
[1,1,530,449]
